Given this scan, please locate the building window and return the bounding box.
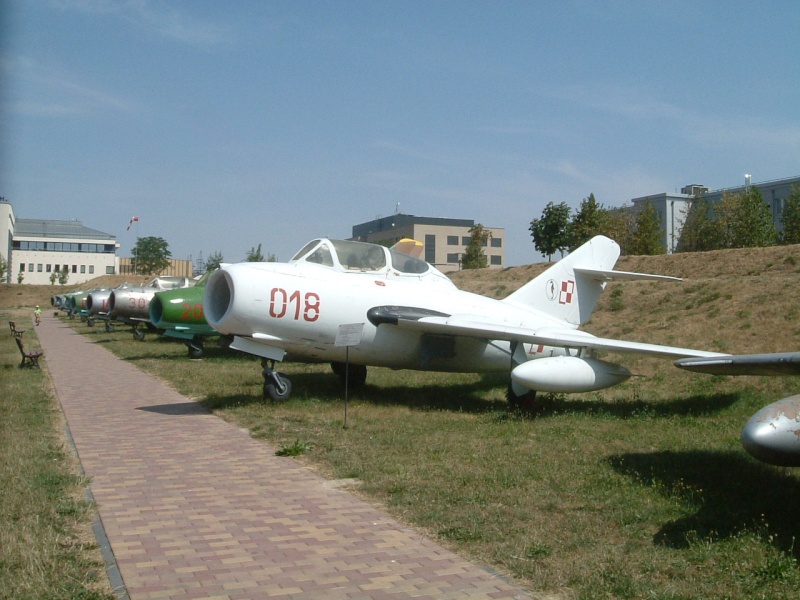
[447,253,460,263]
[425,234,436,264]
[106,266,115,275]
[447,236,459,245]
[491,238,502,248]
[72,265,77,273]
[37,264,43,272]
[89,265,94,274]
[28,263,34,272]
[461,236,470,246]
[490,255,502,266]
[19,263,25,272]
[80,265,86,273]
[46,264,51,273]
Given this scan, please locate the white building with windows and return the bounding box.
[351,214,505,272]
[0,199,119,285]
[631,176,800,253]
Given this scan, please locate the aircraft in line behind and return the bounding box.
[108,275,195,339]
[149,270,221,358]
[203,235,726,405]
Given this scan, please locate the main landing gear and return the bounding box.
[186,337,204,359]
[330,362,367,388]
[507,382,538,413]
[262,359,292,402]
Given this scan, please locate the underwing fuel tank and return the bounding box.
[741,394,800,467]
[511,356,631,393]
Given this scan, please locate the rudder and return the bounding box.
[503,236,620,326]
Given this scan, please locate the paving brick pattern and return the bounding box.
[35,315,531,599]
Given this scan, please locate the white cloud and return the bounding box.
[57,0,230,45]
[5,55,139,117]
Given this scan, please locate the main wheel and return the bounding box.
[187,341,204,359]
[332,362,367,388]
[86,317,95,327]
[105,322,115,333]
[507,383,538,413]
[133,327,145,341]
[264,373,292,402]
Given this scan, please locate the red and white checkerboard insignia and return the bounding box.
[558,280,575,305]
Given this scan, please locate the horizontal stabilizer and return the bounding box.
[573,267,681,282]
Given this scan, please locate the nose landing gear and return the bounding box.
[262,359,292,402]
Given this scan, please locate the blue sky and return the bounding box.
[2,1,799,266]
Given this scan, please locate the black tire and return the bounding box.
[133,328,145,341]
[332,362,367,387]
[507,383,538,413]
[105,322,115,333]
[264,373,292,402]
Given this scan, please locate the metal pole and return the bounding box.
[343,347,349,428]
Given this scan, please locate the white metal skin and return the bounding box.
[204,236,725,396]
[677,353,800,466]
[109,276,195,322]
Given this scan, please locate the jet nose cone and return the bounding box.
[741,394,800,467]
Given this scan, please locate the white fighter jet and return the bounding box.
[203,235,725,404]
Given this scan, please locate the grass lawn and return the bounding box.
[67,316,800,599]
[0,308,113,600]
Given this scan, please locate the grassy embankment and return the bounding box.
[8,244,800,598]
[0,306,113,599]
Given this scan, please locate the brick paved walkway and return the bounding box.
[35,314,531,599]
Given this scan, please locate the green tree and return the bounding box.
[57,269,69,285]
[246,243,265,262]
[0,252,7,283]
[132,236,172,275]
[598,207,635,255]
[205,251,224,271]
[570,193,604,249]
[462,224,491,269]
[49,271,58,284]
[781,184,800,244]
[629,200,664,255]
[530,202,572,261]
[677,195,726,252]
[720,188,777,248]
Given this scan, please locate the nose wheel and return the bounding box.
[262,359,292,402]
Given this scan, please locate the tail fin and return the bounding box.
[503,236,620,326]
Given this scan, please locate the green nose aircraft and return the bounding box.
[149,270,224,358]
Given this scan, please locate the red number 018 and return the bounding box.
[269,288,320,322]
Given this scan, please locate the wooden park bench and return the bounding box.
[16,336,43,368]
[9,321,25,338]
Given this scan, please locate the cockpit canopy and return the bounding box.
[143,276,195,291]
[291,239,432,275]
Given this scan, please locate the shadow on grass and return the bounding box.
[610,450,800,557]
[118,340,256,363]
[195,366,743,419]
[530,392,740,419]
[198,372,511,413]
